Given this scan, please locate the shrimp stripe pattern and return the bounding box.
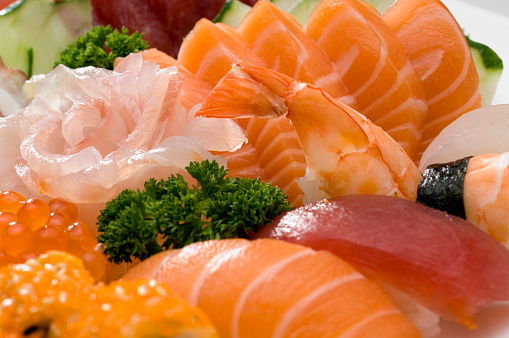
[197,64,422,202]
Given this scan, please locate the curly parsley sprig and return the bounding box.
[54,25,149,70]
[97,160,293,264]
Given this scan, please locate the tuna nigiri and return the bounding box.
[304,0,428,160]
[253,194,509,329]
[124,238,420,337]
[383,0,482,159]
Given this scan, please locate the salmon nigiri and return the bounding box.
[305,0,428,160]
[124,238,420,337]
[383,0,481,159]
[238,0,357,107]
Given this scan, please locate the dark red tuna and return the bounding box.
[90,0,259,58]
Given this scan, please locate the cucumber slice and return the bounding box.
[0,0,91,77]
[271,0,300,12]
[289,0,320,25]
[213,0,252,28]
[466,36,504,106]
[362,0,395,14]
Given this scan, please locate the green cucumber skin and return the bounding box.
[213,0,234,23]
[0,0,92,76]
[466,36,504,106]
[213,0,252,28]
[289,0,320,25]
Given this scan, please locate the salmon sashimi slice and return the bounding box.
[198,64,422,202]
[233,117,307,205]
[305,0,428,160]
[177,16,308,205]
[382,0,481,160]
[178,18,268,87]
[133,48,213,112]
[123,238,420,337]
[238,0,357,107]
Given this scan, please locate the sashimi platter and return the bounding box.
[1,0,509,336]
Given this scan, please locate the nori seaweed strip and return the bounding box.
[417,156,472,219]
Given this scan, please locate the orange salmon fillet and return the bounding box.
[383,0,481,160]
[305,0,428,160]
[238,0,357,107]
[124,239,420,337]
[177,14,311,205]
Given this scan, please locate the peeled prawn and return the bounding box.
[464,154,509,244]
[419,152,509,247]
[197,64,422,202]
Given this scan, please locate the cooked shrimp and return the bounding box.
[463,154,509,245]
[419,153,509,247]
[197,64,422,201]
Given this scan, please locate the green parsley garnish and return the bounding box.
[97,160,293,264]
[54,25,149,70]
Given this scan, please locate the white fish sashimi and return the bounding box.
[0,58,28,117]
[419,104,509,171]
[0,53,247,223]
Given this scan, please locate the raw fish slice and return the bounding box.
[238,0,357,107]
[124,238,420,337]
[419,104,509,171]
[177,17,307,205]
[0,54,246,225]
[383,0,481,159]
[234,117,307,205]
[252,194,509,329]
[0,57,28,117]
[178,19,267,87]
[305,0,428,160]
[131,48,212,111]
[198,64,422,201]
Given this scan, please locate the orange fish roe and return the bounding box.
[0,251,218,337]
[0,191,109,282]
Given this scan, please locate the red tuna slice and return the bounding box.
[252,194,509,329]
[90,0,258,58]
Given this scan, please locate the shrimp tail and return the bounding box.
[200,64,288,119]
[198,64,422,201]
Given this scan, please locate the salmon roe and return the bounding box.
[0,191,110,282]
[0,251,218,337]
